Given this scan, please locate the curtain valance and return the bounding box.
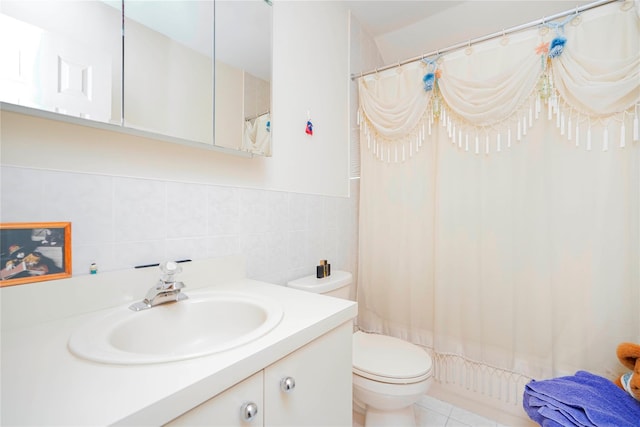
[358,2,640,160]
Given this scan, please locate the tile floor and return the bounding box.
[354,395,510,427]
[415,395,510,427]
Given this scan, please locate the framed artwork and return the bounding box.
[0,222,72,287]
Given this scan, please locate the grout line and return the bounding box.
[355,399,502,427]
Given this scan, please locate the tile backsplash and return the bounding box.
[0,166,359,285]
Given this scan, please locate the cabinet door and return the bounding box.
[165,371,263,427]
[264,322,352,426]
[0,1,121,124]
[123,1,214,145]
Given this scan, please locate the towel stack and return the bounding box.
[523,370,640,426]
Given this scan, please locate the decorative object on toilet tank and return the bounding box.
[0,222,72,286]
[316,259,330,278]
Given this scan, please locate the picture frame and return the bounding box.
[0,222,72,287]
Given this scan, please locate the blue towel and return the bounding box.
[523,371,640,427]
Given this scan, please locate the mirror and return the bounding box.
[123,0,272,154]
[215,0,272,156]
[1,0,272,156]
[122,0,215,145]
[0,0,122,125]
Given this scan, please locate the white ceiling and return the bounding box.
[346,1,464,35]
[116,0,598,80]
[347,0,594,68]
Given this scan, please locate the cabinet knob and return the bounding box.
[280,376,296,393]
[240,402,258,422]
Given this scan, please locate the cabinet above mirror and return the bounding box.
[0,0,273,157]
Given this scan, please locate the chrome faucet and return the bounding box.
[129,261,188,311]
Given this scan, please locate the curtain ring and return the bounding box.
[539,17,549,35]
[620,0,635,11]
[500,29,509,46]
[465,40,473,55]
[571,4,583,26]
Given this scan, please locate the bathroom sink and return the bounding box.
[68,291,284,364]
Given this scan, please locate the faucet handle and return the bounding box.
[159,260,182,281]
[130,261,187,311]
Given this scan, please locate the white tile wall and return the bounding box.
[0,165,359,284]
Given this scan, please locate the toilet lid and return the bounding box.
[353,331,433,384]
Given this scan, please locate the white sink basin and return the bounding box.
[68,291,283,364]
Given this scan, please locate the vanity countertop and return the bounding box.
[0,258,357,426]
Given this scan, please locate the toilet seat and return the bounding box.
[353,331,432,384]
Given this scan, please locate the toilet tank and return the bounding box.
[287,271,352,300]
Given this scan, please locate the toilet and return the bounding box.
[287,271,433,427]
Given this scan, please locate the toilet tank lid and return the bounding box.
[287,270,352,293]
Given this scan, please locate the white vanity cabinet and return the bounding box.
[264,322,352,425]
[166,322,352,426]
[0,260,358,426]
[165,372,264,426]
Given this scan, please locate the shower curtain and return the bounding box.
[357,2,640,404]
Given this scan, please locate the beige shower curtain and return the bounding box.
[357,1,640,402]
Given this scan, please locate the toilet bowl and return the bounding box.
[352,330,432,426]
[287,271,433,427]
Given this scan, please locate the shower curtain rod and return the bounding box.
[352,0,618,80]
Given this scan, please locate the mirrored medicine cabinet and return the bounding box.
[0,0,272,157]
